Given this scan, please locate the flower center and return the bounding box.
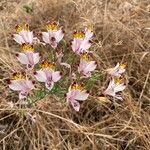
[46,22,59,31]
[115,78,124,85]
[40,61,56,70]
[15,24,29,33]
[74,31,85,39]
[12,72,26,80]
[120,63,127,69]
[22,44,34,52]
[81,53,90,61]
[71,83,85,91]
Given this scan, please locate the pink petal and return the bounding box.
[9,80,24,91]
[114,84,126,93]
[19,91,28,99]
[74,90,89,101]
[13,34,25,44]
[70,100,80,111]
[52,71,61,82]
[34,70,47,82]
[27,32,33,44]
[33,53,40,64]
[55,29,64,43]
[16,53,29,64]
[84,61,97,72]
[45,81,54,90]
[42,32,50,44]
[25,80,34,90]
[80,39,91,51]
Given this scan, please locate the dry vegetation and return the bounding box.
[0,0,150,149]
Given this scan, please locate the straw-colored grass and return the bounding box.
[0,0,150,149]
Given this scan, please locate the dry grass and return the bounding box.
[0,0,150,149]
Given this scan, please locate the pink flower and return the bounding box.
[71,30,92,55]
[34,61,62,90]
[103,78,126,100]
[13,24,34,45]
[106,63,126,77]
[85,26,94,40]
[78,53,97,77]
[16,44,40,70]
[8,72,34,99]
[66,83,89,111]
[42,21,64,49]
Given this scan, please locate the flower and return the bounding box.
[66,82,89,111]
[8,72,35,99]
[42,21,64,49]
[106,62,126,77]
[103,78,126,100]
[78,53,97,77]
[34,61,62,90]
[71,30,92,55]
[85,26,94,40]
[16,44,40,70]
[13,24,34,45]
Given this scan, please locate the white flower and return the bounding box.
[34,61,62,90]
[66,82,89,111]
[103,78,126,100]
[42,21,64,49]
[8,72,35,99]
[13,24,34,45]
[16,44,40,70]
[78,53,97,77]
[106,62,126,77]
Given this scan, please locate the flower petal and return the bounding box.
[19,91,28,99]
[34,70,47,82]
[42,32,50,44]
[114,84,126,93]
[45,81,54,90]
[52,71,61,82]
[84,61,97,72]
[70,100,80,111]
[16,53,29,64]
[13,34,25,44]
[33,53,40,64]
[74,90,89,101]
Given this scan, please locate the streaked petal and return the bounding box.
[74,90,89,101]
[19,91,28,99]
[34,70,47,82]
[70,100,80,111]
[45,81,54,90]
[33,53,40,64]
[13,34,25,44]
[16,53,29,64]
[52,71,61,82]
[42,32,50,43]
[84,61,97,72]
[114,84,126,93]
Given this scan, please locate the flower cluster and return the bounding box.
[104,63,127,100]
[8,22,127,111]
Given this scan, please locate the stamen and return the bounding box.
[71,83,85,91]
[22,44,34,52]
[46,22,59,31]
[40,61,56,70]
[12,72,26,80]
[115,78,124,85]
[81,53,90,61]
[120,63,127,69]
[74,31,85,39]
[15,24,30,33]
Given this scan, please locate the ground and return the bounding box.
[0,0,150,149]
